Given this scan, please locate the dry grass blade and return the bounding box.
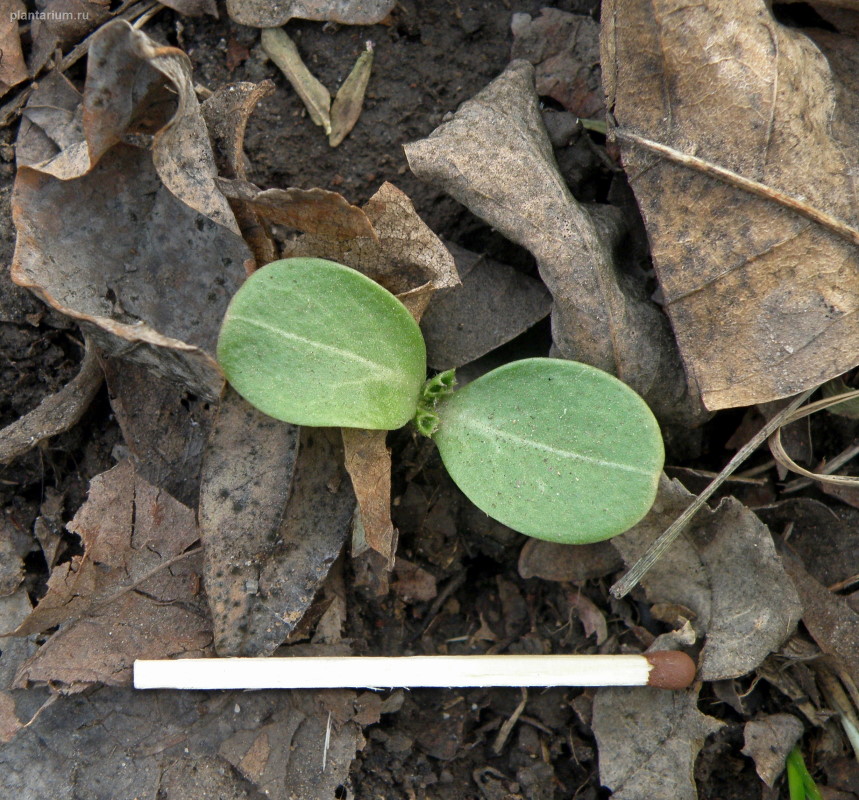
[261,27,331,133]
[769,388,859,487]
[611,387,816,598]
[616,130,859,249]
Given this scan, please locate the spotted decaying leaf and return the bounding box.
[199,394,355,656]
[9,461,211,693]
[12,20,251,401]
[742,714,803,787]
[602,0,859,410]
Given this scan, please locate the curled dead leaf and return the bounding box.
[0,339,102,464]
[12,20,251,400]
[202,81,278,268]
[404,60,705,427]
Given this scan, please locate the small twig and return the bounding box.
[492,687,528,755]
[736,459,777,479]
[616,129,859,249]
[130,2,164,30]
[828,572,859,594]
[611,388,816,598]
[665,465,767,486]
[0,340,103,463]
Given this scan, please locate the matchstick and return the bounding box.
[134,651,696,691]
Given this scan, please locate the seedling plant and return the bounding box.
[217,257,665,545]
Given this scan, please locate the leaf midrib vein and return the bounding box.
[230,314,401,381]
[457,413,653,476]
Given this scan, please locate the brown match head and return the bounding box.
[644,650,697,690]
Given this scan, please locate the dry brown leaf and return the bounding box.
[14,553,209,692]
[421,241,551,370]
[593,682,724,800]
[12,460,201,635]
[756,499,859,588]
[12,20,250,400]
[329,41,374,147]
[220,690,363,798]
[199,390,355,656]
[102,358,214,507]
[404,61,705,427]
[0,340,102,464]
[742,713,804,787]
[284,180,458,293]
[202,81,278,268]
[0,2,29,96]
[0,693,21,744]
[343,427,396,568]
[781,550,859,690]
[391,557,437,603]
[613,476,801,680]
[227,0,394,27]
[518,538,622,582]
[568,590,608,645]
[218,177,377,241]
[510,8,604,118]
[10,460,210,691]
[602,0,859,410]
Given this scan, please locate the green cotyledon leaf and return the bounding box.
[217,257,425,429]
[432,358,664,544]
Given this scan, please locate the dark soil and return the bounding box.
[0,1,843,799]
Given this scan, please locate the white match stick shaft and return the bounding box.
[134,652,695,691]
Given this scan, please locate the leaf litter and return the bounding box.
[602,0,859,410]
[612,476,801,681]
[12,20,251,400]
[4,2,859,798]
[405,60,707,428]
